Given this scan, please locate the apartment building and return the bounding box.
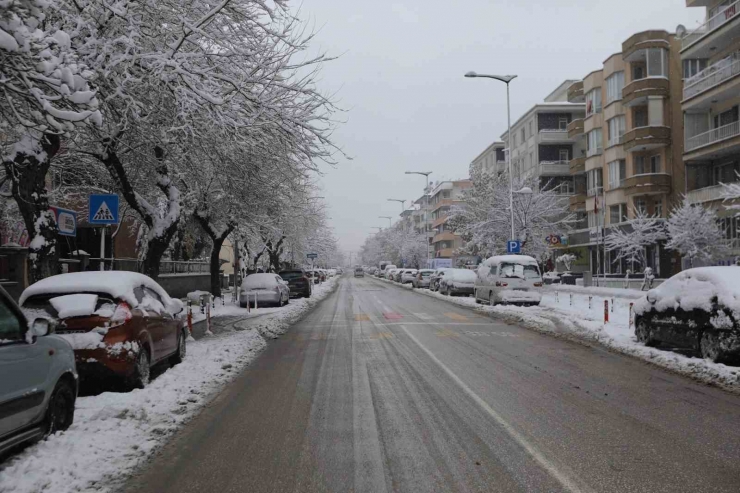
[500,81,586,195]
[565,30,685,277]
[682,0,740,262]
[471,141,507,177]
[429,179,473,268]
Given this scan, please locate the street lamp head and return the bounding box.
[464,71,478,78]
[515,186,533,195]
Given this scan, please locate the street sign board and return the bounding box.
[506,240,521,254]
[50,207,77,236]
[306,253,318,259]
[88,194,119,225]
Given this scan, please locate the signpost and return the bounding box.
[50,207,77,237]
[506,240,521,254]
[88,194,120,271]
[307,253,318,281]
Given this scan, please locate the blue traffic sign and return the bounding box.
[88,194,119,225]
[506,240,521,254]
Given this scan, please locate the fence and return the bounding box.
[86,257,210,275]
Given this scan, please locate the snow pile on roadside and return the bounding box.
[0,278,339,493]
[397,280,740,393]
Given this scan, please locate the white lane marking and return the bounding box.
[413,312,436,320]
[397,324,591,493]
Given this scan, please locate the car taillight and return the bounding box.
[534,282,543,287]
[495,281,508,287]
[109,302,132,327]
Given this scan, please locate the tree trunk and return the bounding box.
[3,134,61,283]
[209,235,227,297]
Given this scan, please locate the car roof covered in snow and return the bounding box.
[481,255,538,267]
[19,271,181,312]
[445,269,477,282]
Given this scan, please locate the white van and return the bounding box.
[474,255,543,306]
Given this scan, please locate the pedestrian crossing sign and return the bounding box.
[88,194,119,225]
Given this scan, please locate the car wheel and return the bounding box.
[285,294,290,305]
[45,378,75,436]
[635,318,658,347]
[700,331,726,363]
[129,347,151,389]
[170,329,187,365]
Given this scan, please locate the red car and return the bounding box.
[20,272,187,389]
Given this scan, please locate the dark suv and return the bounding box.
[279,270,312,298]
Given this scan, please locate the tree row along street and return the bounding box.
[122,275,740,493]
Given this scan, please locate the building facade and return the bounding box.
[429,179,472,267]
[471,141,507,177]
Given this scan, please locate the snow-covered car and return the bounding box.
[429,268,451,292]
[327,269,337,278]
[0,286,77,456]
[438,269,477,296]
[412,269,435,288]
[400,269,419,284]
[20,272,187,390]
[383,265,398,279]
[633,267,740,363]
[474,256,543,306]
[240,273,290,308]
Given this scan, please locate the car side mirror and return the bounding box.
[31,318,51,338]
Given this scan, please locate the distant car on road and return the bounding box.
[1,286,77,456]
[20,271,187,390]
[633,267,740,364]
[279,270,312,298]
[438,269,477,297]
[400,269,419,284]
[241,273,290,308]
[354,267,365,278]
[474,255,543,306]
[412,269,435,289]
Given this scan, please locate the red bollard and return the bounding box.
[604,300,609,324]
[588,296,592,309]
[187,304,193,335]
[629,303,634,328]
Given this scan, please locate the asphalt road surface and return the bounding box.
[123,276,740,493]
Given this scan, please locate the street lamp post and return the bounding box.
[465,71,518,240]
[387,198,406,214]
[379,216,392,228]
[372,227,383,232]
[405,171,433,268]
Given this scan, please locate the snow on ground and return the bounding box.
[379,278,740,393]
[0,278,339,493]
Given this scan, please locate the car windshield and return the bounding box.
[279,271,304,280]
[500,263,541,280]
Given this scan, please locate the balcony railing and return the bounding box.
[683,0,740,50]
[608,179,626,190]
[587,186,603,197]
[586,146,603,157]
[607,135,624,148]
[686,184,724,204]
[683,54,740,100]
[686,120,740,152]
[539,129,570,142]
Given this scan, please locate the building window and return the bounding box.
[587,128,603,155]
[588,211,604,229]
[529,121,534,135]
[714,161,740,184]
[610,204,628,224]
[606,72,625,104]
[558,117,568,130]
[646,48,668,77]
[521,127,526,142]
[634,198,647,214]
[683,59,708,79]
[633,107,648,128]
[587,168,603,196]
[607,116,626,146]
[654,198,663,217]
[586,89,602,116]
[608,160,626,189]
[559,149,569,162]
[714,106,739,129]
[633,65,645,81]
[634,155,661,174]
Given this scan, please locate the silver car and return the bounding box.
[412,269,435,288]
[0,286,77,456]
[240,273,290,308]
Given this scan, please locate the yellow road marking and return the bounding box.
[445,312,468,321]
[436,329,458,338]
[369,332,393,340]
[354,314,370,321]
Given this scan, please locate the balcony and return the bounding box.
[568,80,584,103]
[586,146,603,158]
[432,215,448,229]
[431,198,453,212]
[567,119,584,139]
[538,129,572,143]
[539,161,570,176]
[682,54,740,110]
[569,194,586,210]
[685,120,740,153]
[622,77,670,107]
[607,135,624,148]
[687,184,724,205]
[682,0,740,58]
[587,186,603,197]
[569,156,586,175]
[622,126,671,152]
[622,30,672,61]
[623,173,672,196]
[433,232,457,244]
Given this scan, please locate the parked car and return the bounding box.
[279,270,312,298]
[318,269,327,282]
[240,273,290,308]
[383,265,398,279]
[429,268,451,292]
[1,286,77,456]
[412,269,435,289]
[391,269,403,282]
[354,267,365,278]
[19,271,186,390]
[400,269,419,284]
[327,269,337,278]
[633,267,740,363]
[474,255,543,306]
[439,269,477,296]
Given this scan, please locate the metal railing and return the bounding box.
[683,0,739,50]
[86,258,211,275]
[687,184,724,204]
[684,54,740,100]
[686,120,740,151]
[587,186,603,197]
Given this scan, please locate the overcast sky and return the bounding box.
[303,0,705,256]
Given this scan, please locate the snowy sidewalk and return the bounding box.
[376,277,740,393]
[0,278,340,493]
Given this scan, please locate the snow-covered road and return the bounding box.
[0,278,339,493]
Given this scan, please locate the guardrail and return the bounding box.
[87,258,211,275]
